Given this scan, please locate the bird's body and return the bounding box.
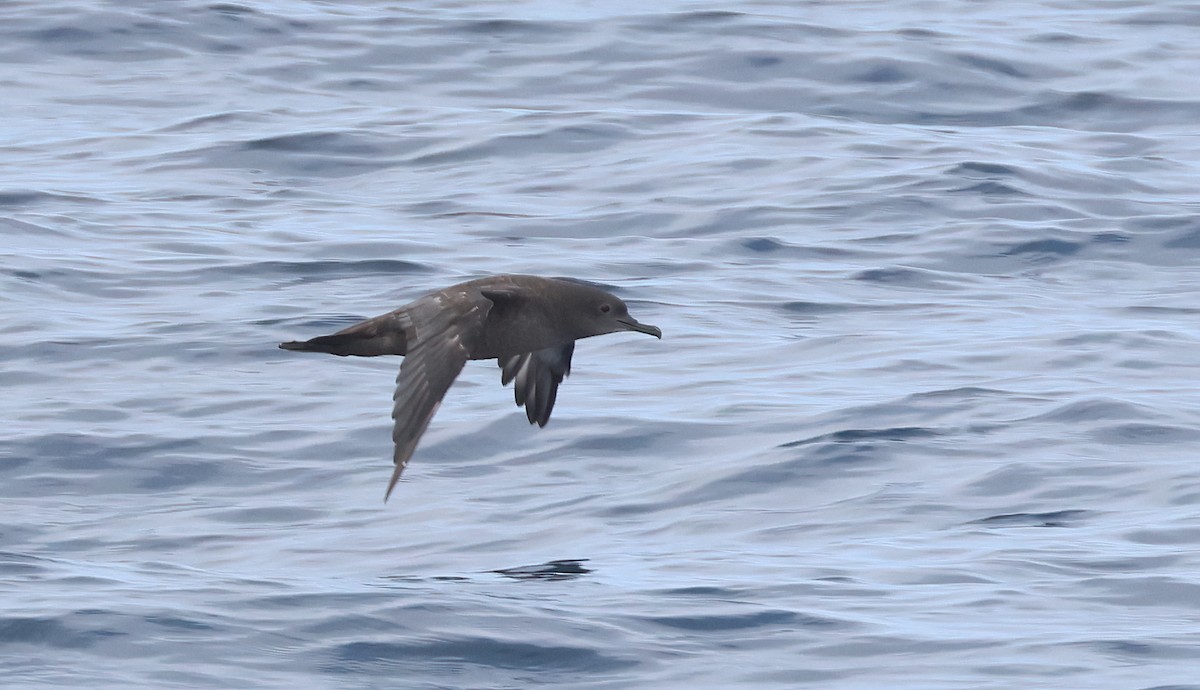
[280,274,661,500]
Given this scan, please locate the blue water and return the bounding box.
[3,1,1200,688]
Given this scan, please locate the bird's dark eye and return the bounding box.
[599,303,611,314]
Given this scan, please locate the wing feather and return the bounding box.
[385,292,491,501]
[497,343,574,428]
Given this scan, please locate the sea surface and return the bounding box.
[3,1,1200,688]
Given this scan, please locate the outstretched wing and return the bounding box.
[498,343,575,427]
[385,291,492,501]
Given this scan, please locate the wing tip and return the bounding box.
[384,463,404,503]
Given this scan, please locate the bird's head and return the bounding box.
[558,279,662,341]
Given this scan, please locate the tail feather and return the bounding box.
[278,333,384,357]
[278,314,409,357]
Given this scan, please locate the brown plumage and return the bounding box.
[280,274,662,501]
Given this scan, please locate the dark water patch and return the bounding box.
[1162,226,1200,250]
[969,510,1091,528]
[896,27,947,39]
[623,436,902,513]
[691,50,813,83]
[300,614,407,637]
[657,585,746,597]
[0,192,100,213]
[748,668,851,684]
[16,14,193,61]
[1122,528,1200,547]
[633,11,847,43]
[205,506,325,524]
[948,161,1020,177]
[137,459,216,491]
[1,434,197,473]
[677,206,805,239]
[1086,638,1200,661]
[318,77,394,92]
[1124,8,1200,27]
[428,210,539,220]
[950,181,1028,197]
[0,433,234,497]
[644,608,806,632]
[12,4,316,59]
[245,592,393,612]
[906,571,994,585]
[187,130,427,177]
[745,53,783,69]
[1170,491,1200,507]
[0,266,148,299]
[1123,214,1200,235]
[442,18,581,41]
[1023,398,1153,424]
[411,124,632,167]
[160,110,270,132]
[0,552,52,577]
[741,236,787,253]
[146,240,234,256]
[1028,31,1096,44]
[116,533,241,555]
[1055,332,1124,347]
[0,337,277,366]
[1016,91,1200,131]
[144,614,216,632]
[850,60,911,84]
[852,266,960,289]
[0,615,120,649]
[779,300,855,317]
[1049,554,1184,573]
[331,637,636,673]
[953,52,1028,78]
[23,25,95,44]
[242,131,384,155]
[495,124,635,155]
[1122,305,1200,317]
[564,431,662,455]
[493,559,591,581]
[1091,423,1200,445]
[780,426,940,448]
[848,90,1200,131]
[208,3,259,17]
[626,11,745,34]
[1001,238,1081,257]
[908,387,1010,401]
[734,235,861,259]
[966,463,1045,498]
[812,635,993,656]
[1082,575,1200,608]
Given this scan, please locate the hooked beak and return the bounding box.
[619,317,662,339]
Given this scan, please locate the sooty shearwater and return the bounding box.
[280,274,662,501]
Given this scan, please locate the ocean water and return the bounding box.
[3,1,1200,687]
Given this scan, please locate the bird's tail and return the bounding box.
[278,314,409,357]
[278,334,363,356]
